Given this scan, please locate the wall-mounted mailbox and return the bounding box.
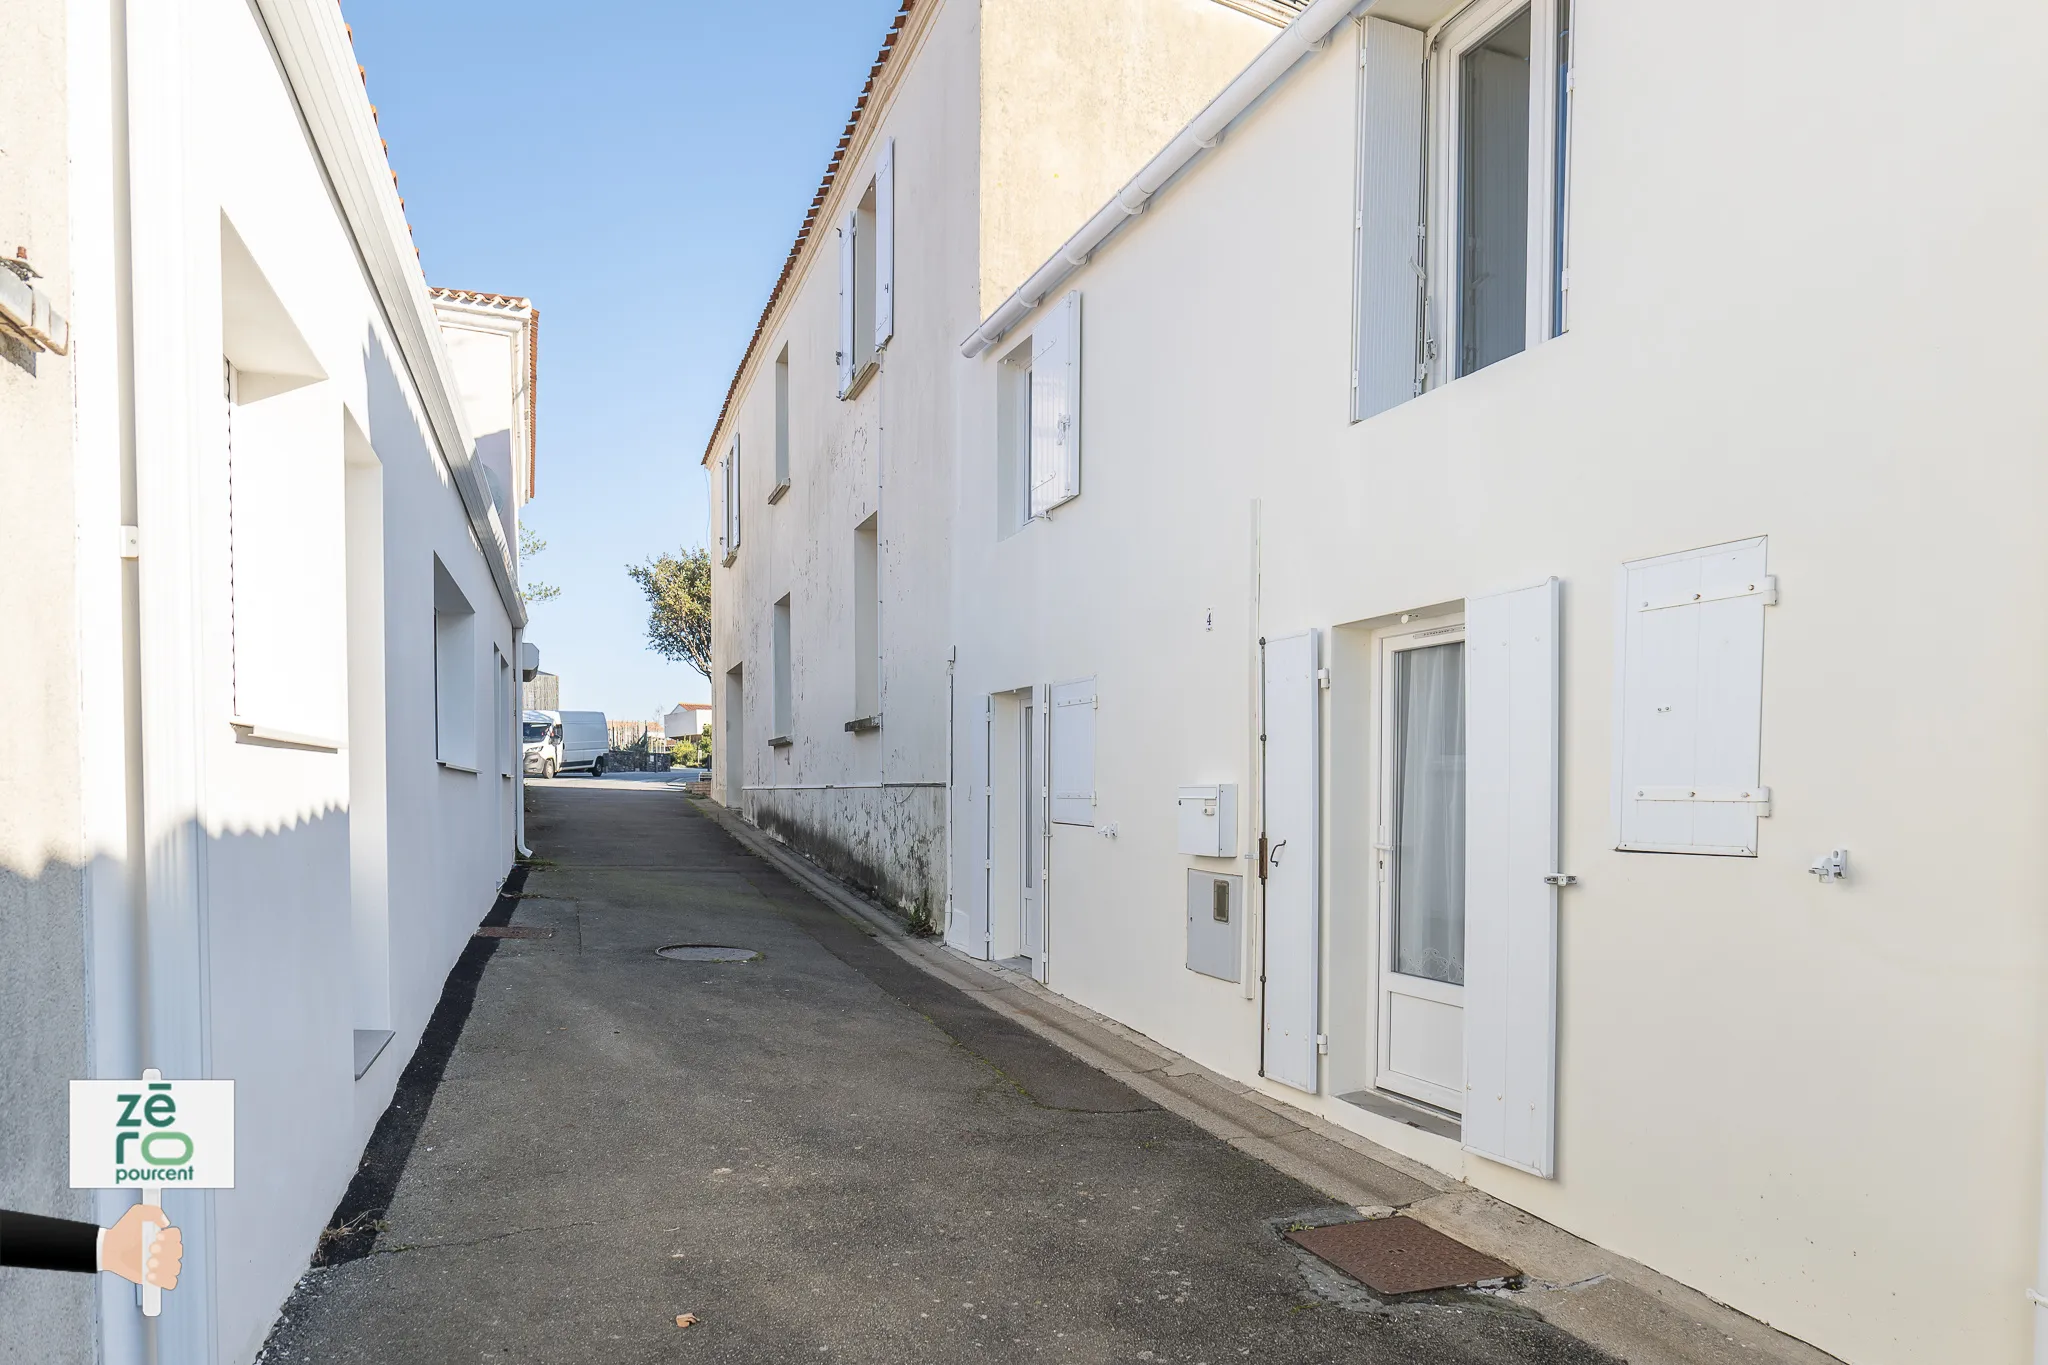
[1186,870,1242,982]
[1176,783,1237,858]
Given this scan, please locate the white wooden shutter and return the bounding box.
[1261,630,1320,1094]
[1049,678,1096,826]
[874,137,895,350]
[1028,291,1081,517]
[1031,680,1051,982]
[837,210,857,397]
[1463,577,1561,1178]
[1354,16,1427,420]
[725,435,741,552]
[1614,537,1771,856]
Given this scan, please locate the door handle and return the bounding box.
[1268,839,1287,867]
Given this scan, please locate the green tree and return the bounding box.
[519,525,561,604]
[627,547,712,682]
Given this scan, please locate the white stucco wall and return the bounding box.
[0,2,95,1361]
[46,3,526,1361]
[946,6,2048,1363]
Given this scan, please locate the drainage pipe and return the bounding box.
[958,0,1367,358]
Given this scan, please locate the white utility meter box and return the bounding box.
[1176,783,1238,858]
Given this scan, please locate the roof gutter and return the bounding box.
[960,0,1366,359]
[250,0,527,627]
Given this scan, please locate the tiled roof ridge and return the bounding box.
[699,0,917,468]
[430,286,534,309]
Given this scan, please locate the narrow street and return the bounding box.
[262,780,1608,1365]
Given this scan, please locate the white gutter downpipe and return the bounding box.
[960,0,1366,358]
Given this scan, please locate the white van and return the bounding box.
[523,709,610,778]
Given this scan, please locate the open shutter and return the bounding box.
[1614,537,1771,855]
[837,210,857,397]
[1049,678,1096,826]
[1354,16,1427,419]
[1261,630,1321,1094]
[874,137,895,350]
[1463,577,1561,1178]
[1031,680,1051,983]
[726,435,741,552]
[1028,291,1081,517]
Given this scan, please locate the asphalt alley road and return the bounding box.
[262,779,1612,1365]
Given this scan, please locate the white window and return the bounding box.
[720,435,741,564]
[770,594,792,744]
[433,556,477,772]
[770,344,791,501]
[1049,678,1096,827]
[837,138,894,399]
[495,648,513,777]
[1352,1,1572,420]
[851,516,880,727]
[1614,537,1774,857]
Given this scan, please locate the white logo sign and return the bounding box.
[69,1074,235,1191]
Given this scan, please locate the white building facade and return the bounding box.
[704,0,1288,926]
[2,2,537,1361]
[939,1,2048,1362]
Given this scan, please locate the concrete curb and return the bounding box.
[694,796,1843,1365]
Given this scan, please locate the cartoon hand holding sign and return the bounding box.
[63,1068,234,1316]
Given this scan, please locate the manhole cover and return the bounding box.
[655,944,760,963]
[1285,1216,1516,1295]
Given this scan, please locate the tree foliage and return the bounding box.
[627,547,712,682]
[519,525,561,604]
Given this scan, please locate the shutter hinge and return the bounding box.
[1315,1033,1329,1055]
[1566,67,1576,92]
[120,525,141,560]
[1542,874,1577,887]
[1317,667,1331,690]
[1355,210,1363,230]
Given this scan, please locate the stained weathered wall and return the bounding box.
[0,1,94,1361]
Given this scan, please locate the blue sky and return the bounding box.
[343,0,902,723]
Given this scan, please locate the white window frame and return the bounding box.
[1372,614,1468,1115]
[1421,0,1569,390]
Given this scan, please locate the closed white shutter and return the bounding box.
[1049,678,1096,826]
[874,137,895,350]
[1261,629,1321,1094]
[1463,577,1561,1178]
[1614,537,1771,856]
[1354,16,1427,419]
[1028,291,1081,517]
[837,209,857,397]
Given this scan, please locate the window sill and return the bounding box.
[844,714,882,734]
[768,734,793,749]
[352,1029,394,1080]
[231,718,343,752]
[839,357,878,401]
[1335,1088,1460,1141]
[438,759,480,774]
[767,479,791,505]
[721,549,738,568]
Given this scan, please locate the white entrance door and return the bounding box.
[1020,684,1049,981]
[1375,620,1468,1112]
[1262,631,1321,1093]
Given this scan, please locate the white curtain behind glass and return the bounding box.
[1392,641,1466,984]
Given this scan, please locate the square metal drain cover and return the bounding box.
[474,926,554,939]
[1285,1216,1516,1295]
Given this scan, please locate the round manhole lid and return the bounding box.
[655,944,760,963]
